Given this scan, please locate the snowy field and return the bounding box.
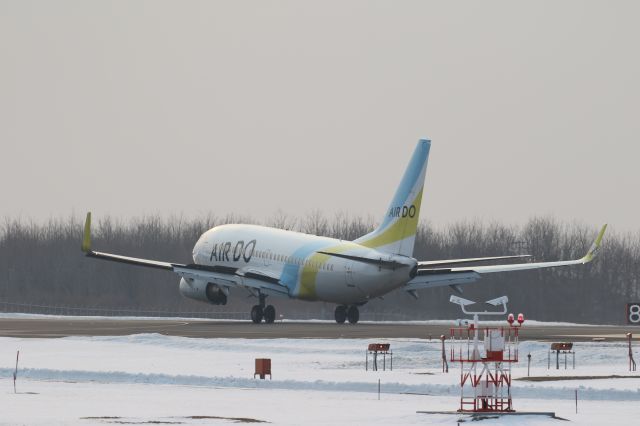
[1,325,640,425]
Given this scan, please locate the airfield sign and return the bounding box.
[627,303,640,325]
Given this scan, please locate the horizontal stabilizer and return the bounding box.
[317,251,409,269]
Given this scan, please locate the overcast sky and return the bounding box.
[1,1,638,232]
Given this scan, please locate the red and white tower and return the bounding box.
[449,295,524,413]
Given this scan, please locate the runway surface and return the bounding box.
[0,317,635,341]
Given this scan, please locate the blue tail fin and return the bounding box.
[354,139,430,257]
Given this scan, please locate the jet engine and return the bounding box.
[179,277,228,305]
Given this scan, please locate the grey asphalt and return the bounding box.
[0,317,636,341]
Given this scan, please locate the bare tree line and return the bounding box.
[0,213,638,324]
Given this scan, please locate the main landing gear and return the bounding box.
[334,305,360,324]
[251,293,276,324]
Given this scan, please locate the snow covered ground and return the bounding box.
[1,328,639,424]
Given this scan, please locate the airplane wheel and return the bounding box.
[264,305,276,324]
[334,305,347,324]
[251,305,263,324]
[347,305,359,324]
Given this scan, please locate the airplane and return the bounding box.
[81,139,607,324]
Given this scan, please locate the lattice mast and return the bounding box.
[449,295,523,413]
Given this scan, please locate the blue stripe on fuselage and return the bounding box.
[280,240,336,295]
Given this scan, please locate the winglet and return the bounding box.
[81,212,92,253]
[582,224,607,263]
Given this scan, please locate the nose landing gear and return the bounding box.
[334,305,360,324]
[251,293,276,324]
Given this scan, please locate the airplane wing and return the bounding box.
[86,250,177,270]
[418,255,531,268]
[405,224,607,294]
[81,213,290,297]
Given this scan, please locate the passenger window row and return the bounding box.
[253,250,334,271]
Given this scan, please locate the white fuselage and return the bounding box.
[189,224,416,304]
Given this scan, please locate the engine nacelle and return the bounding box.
[179,277,228,305]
